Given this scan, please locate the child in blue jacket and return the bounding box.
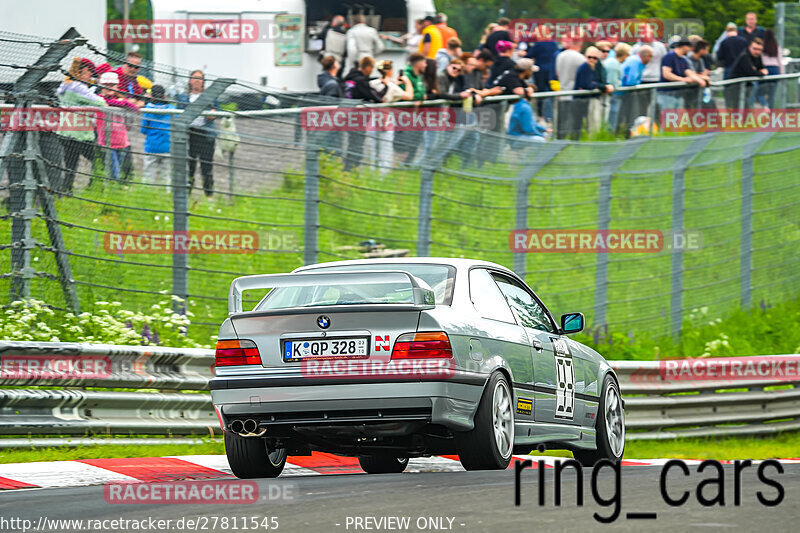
[140,85,174,185]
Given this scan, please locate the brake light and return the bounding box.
[215,339,261,367]
[391,331,453,359]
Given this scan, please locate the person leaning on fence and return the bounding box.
[574,47,613,135]
[368,60,414,174]
[109,51,146,108]
[96,71,139,182]
[177,70,218,198]
[344,56,384,102]
[55,57,107,194]
[658,40,706,114]
[318,55,345,98]
[487,40,516,88]
[717,23,748,79]
[140,84,175,186]
[724,37,767,109]
[606,43,630,134]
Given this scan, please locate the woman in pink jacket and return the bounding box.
[96,71,139,181]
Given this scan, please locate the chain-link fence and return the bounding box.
[1,30,799,343]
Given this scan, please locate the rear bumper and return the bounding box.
[211,375,487,431]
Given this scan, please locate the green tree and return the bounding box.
[638,0,775,46]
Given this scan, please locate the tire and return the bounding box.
[224,431,287,478]
[358,455,409,474]
[573,374,625,466]
[457,372,515,471]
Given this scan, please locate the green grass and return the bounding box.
[1,132,798,345]
[1,432,797,464]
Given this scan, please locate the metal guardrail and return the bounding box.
[0,342,798,445]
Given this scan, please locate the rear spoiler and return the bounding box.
[228,270,436,314]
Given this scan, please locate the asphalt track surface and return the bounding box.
[1,463,798,532]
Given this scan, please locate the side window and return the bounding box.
[469,269,516,323]
[492,274,555,333]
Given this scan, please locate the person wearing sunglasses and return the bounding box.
[436,58,473,100]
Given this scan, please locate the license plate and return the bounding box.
[283,337,369,361]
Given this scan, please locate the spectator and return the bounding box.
[487,40,516,88]
[383,18,423,58]
[493,57,536,97]
[659,40,704,112]
[526,26,560,121]
[368,60,413,174]
[575,47,613,94]
[344,56,383,102]
[739,12,765,43]
[370,60,413,103]
[419,16,443,59]
[178,69,218,197]
[55,57,106,194]
[318,55,345,97]
[112,51,146,107]
[759,30,783,109]
[717,22,748,78]
[436,13,458,45]
[96,71,138,182]
[632,27,667,83]
[401,53,428,100]
[320,15,347,64]
[621,46,652,87]
[473,49,494,87]
[687,40,712,85]
[606,43,629,133]
[346,14,384,69]
[555,39,585,92]
[140,84,174,186]
[507,92,549,143]
[436,58,472,99]
[460,53,485,95]
[620,46,652,133]
[436,37,463,73]
[725,37,767,108]
[476,23,498,54]
[483,17,512,59]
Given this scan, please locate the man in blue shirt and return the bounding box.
[507,95,550,144]
[621,46,652,87]
[658,40,706,112]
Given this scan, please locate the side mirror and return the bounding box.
[560,312,584,334]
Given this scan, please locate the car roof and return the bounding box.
[294,257,514,274]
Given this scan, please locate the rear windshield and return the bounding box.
[256,263,456,310]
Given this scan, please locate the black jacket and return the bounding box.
[727,50,765,80]
[344,68,382,102]
[718,36,748,68]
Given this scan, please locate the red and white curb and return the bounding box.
[0,454,798,491]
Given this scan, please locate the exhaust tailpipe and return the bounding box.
[230,419,244,434]
[243,419,258,434]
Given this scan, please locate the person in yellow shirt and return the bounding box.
[419,16,443,59]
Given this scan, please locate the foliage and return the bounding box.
[0,298,209,348]
[574,293,800,360]
[639,0,775,48]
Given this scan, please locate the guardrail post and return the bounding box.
[304,142,319,265]
[648,87,657,135]
[512,144,565,277]
[670,134,718,338]
[593,139,648,329]
[0,29,83,305]
[739,132,775,308]
[170,78,234,312]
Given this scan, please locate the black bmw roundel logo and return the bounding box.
[317,315,330,329]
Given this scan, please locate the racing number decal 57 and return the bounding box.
[551,337,575,420]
